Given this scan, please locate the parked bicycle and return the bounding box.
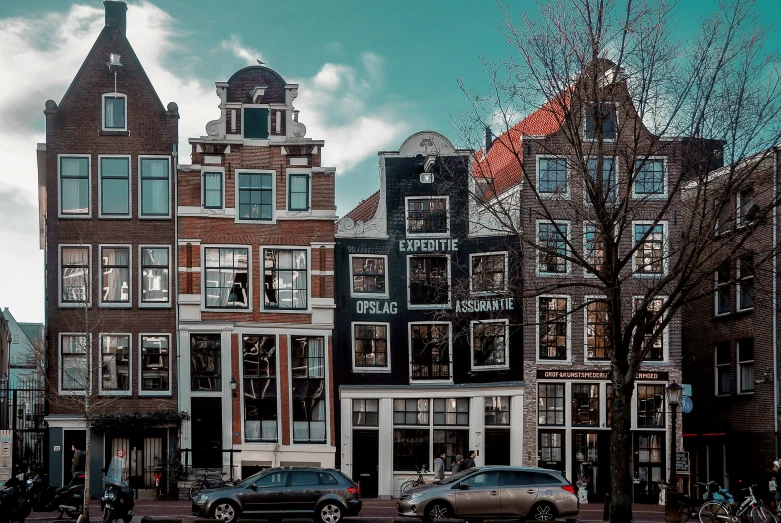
[400,466,428,495]
[699,483,777,523]
[189,469,237,500]
[679,491,700,522]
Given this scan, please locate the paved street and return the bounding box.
[28,499,669,523]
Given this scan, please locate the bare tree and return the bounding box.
[447,1,781,521]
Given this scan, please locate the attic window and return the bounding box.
[243,108,269,140]
[103,93,127,131]
[585,103,616,140]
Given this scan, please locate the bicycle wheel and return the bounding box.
[678,497,693,523]
[699,502,729,523]
[189,480,205,499]
[752,505,778,523]
[400,480,416,495]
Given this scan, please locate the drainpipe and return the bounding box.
[774,144,779,459]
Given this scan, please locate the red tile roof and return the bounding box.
[337,190,380,231]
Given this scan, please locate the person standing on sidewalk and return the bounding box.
[463,450,476,470]
[452,455,463,474]
[771,460,781,511]
[433,452,446,481]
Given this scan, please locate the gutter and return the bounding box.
[774,145,779,459]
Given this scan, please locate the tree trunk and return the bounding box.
[609,381,634,523]
[83,423,91,522]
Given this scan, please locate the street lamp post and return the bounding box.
[665,381,683,523]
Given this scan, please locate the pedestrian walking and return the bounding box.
[433,452,446,480]
[71,442,85,474]
[452,454,463,474]
[463,450,476,470]
[771,460,781,511]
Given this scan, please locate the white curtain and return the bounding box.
[142,160,168,215]
[61,158,87,213]
[307,338,324,377]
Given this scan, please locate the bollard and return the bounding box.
[603,493,611,522]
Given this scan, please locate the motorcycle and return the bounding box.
[0,477,32,523]
[25,472,85,519]
[99,457,134,523]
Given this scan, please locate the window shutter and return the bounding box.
[244,108,269,139]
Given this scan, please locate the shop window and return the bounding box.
[737,255,755,311]
[472,321,508,369]
[585,103,617,140]
[410,323,451,380]
[433,398,469,426]
[537,222,569,274]
[238,172,273,221]
[485,396,510,425]
[406,197,448,234]
[140,247,170,304]
[264,249,308,310]
[715,263,731,316]
[60,156,90,216]
[353,399,379,426]
[99,156,130,216]
[353,323,389,370]
[393,399,429,426]
[633,222,666,276]
[538,383,565,425]
[61,334,88,391]
[538,297,568,360]
[633,159,665,197]
[101,246,130,305]
[243,108,269,139]
[243,335,278,442]
[571,383,599,426]
[471,253,506,293]
[140,335,169,392]
[393,429,429,472]
[537,157,569,196]
[715,342,731,396]
[635,297,665,361]
[139,158,170,217]
[433,429,469,471]
[61,246,90,306]
[100,334,130,392]
[636,384,665,428]
[586,299,610,360]
[203,172,223,209]
[409,256,450,307]
[586,157,617,203]
[737,339,754,393]
[205,247,249,309]
[291,336,326,444]
[190,334,221,391]
[351,256,387,296]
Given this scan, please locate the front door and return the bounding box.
[633,432,665,504]
[485,429,511,466]
[454,471,500,517]
[191,398,222,468]
[537,430,566,474]
[63,430,86,486]
[499,470,537,517]
[352,430,378,498]
[242,470,288,514]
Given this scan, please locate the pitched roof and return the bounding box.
[19,323,43,345]
[337,190,380,231]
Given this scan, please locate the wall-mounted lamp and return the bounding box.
[230,376,238,398]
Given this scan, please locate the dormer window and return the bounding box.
[243,108,269,139]
[585,102,616,140]
[102,93,127,131]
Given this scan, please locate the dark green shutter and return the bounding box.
[244,108,269,139]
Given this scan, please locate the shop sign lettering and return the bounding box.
[399,238,459,252]
[536,369,669,381]
[356,300,398,315]
[455,297,515,313]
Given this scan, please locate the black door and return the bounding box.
[537,430,566,473]
[352,430,378,498]
[191,398,222,468]
[63,430,86,486]
[485,429,511,465]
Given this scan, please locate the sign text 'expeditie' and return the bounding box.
[399,238,459,252]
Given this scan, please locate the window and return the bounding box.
[139,158,170,217]
[99,156,130,216]
[140,247,170,304]
[433,398,469,425]
[205,247,249,309]
[410,323,451,380]
[585,102,617,140]
[101,246,130,305]
[353,399,379,426]
[586,157,617,203]
[635,297,665,361]
[715,263,731,316]
[433,430,469,471]
[584,224,606,274]
[472,321,508,369]
[103,94,126,130]
[290,471,320,487]
[537,222,569,275]
[288,173,309,211]
[393,429,429,471]
[537,157,569,195]
[633,223,666,276]
[737,339,754,393]
[61,246,90,305]
[140,335,169,393]
[254,471,287,488]
[263,249,308,310]
[408,256,450,307]
[636,384,665,427]
[475,177,492,200]
[353,323,389,370]
[738,255,755,311]
[351,256,387,296]
[539,432,563,462]
[500,470,534,486]
[586,299,610,360]
[737,188,756,226]
[406,197,448,234]
[538,297,568,360]
[203,172,223,209]
[633,159,665,197]
[318,472,339,486]
[243,335,278,442]
[471,253,506,293]
[238,172,274,221]
[190,334,221,391]
[61,335,88,392]
[715,342,731,396]
[101,335,130,392]
[538,383,565,425]
[571,383,599,426]
[393,399,430,425]
[291,336,326,444]
[59,156,90,216]
[716,201,732,235]
[243,108,269,139]
[485,397,510,425]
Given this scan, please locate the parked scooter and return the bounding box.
[0,477,32,523]
[99,458,134,523]
[25,472,85,519]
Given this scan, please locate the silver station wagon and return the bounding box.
[397,466,579,522]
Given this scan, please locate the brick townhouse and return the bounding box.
[335,131,524,499]
[682,145,781,494]
[38,1,179,495]
[176,64,337,478]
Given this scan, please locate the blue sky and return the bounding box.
[0,0,778,323]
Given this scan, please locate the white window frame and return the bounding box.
[468,251,509,295]
[737,339,754,395]
[736,188,755,229]
[583,295,610,364]
[536,220,571,277]
[259,246,311,314]
[349,254,389,299]
[97,154,131,219]
[98,244,132,308]
[102,92,127,132]
[406,253,452,310]
[58,244,92,309]
[138,245,173,308]
[584,155,619,204]
[58,332,91,396]
[631,220,668,278]
[470,319,510,371]
[241,104,272,143]
[138,333,172,396]
[200,244,254,313]
[714,343,731,397]
[240,333,281,444]
[351,321,392,373]
[631,156,668,200]
[583,101,618,142]
[234,169,277,224]
[714,264,731,317]
[536,155,571,199]
[633,295,669,364]
[287,333,331,446]
[536,295,571,364]
[201,167,226,210]
[57,154,92,219]
[408,321,453,383]
[582,222,606,278]
[737,256,754,311]
[286,168,312,212]
[98,333,132,396]
[137,155,172,219]
[404,196,450,238]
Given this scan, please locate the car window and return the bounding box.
[532,473,561,486]
[254,471,288,488]
[318,472,339,485]
[500,470,535,487]
[462,471,499,488]
[290,472,320,486]
[442,468,482,485]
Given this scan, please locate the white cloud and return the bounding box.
[219,35,264,66]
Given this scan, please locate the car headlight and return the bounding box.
[194,494,206,504]
[408,492,425,500]
[105,491,116,501]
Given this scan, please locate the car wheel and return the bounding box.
[425,501,452,522]
[212,500,240,523]
[317,502,344,523]
[529,502,557,522]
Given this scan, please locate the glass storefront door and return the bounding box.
[633,432,666,504]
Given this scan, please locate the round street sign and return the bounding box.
[682,396,693,413]
[117,449,125,458]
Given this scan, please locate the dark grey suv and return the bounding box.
[191,467,362,523]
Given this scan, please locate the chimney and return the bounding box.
[104,1,128,36]
[485,126,493,153]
